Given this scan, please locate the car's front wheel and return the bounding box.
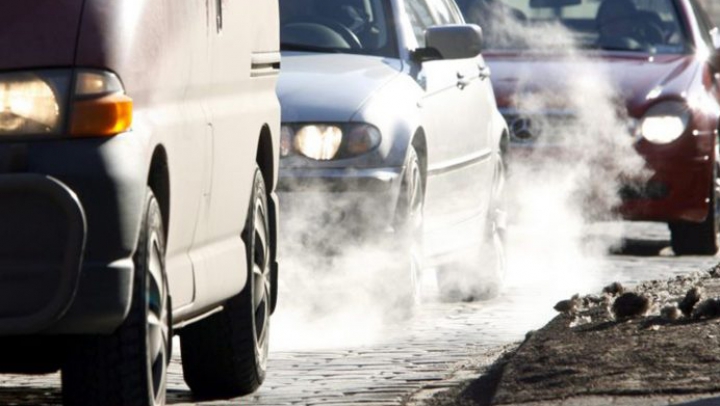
[62,189,171,406]
[180,165,272,398]
[390,146,424,311]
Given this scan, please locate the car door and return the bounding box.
[407,0,495,235]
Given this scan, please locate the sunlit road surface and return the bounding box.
[0,223,717,406]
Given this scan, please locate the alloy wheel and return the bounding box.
[146,227,170,404]
[251,195,271,369]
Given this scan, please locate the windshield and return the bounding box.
[279,0,399,57]
[457,0,690,54]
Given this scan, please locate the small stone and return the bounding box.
[569,315,592,328]
[602,282,625,296]
[612,292,650,320]
[583,294,604,307]
[554,294,580,314]
[660,305,680,321]
[679,287,703,317]
[692,298,720,320]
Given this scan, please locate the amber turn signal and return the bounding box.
[70,94,133,137]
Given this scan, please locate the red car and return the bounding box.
[459,0,720,255]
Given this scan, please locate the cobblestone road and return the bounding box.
[1,223,717,406]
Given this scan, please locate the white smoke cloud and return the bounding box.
[469,3,652,307]
[272,3,653,351]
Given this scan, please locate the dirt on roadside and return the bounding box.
[426,265,720,406]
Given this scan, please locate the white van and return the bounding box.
[0,1,281,404]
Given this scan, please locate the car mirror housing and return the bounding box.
[420,24,483,62]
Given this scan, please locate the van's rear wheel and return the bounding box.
[181,166,271,398]
[62,189,170,406]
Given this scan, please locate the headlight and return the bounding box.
[0,69,132,138]
[0,71,68,136]
[638,101,690,144]
[281,123,382,160]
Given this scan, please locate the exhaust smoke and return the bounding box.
[272,4,653,351]
[467,4,652,317]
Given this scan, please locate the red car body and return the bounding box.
[468,0,720,254]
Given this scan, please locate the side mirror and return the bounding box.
[418,24,483,62]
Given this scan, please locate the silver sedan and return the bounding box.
[277,0,508,303]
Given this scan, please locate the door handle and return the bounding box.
[479,65,491,80]
[457,72,472,89]
[216,0,223,33]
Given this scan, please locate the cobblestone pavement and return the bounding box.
[0,223,718,406]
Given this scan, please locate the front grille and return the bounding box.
[503,111,577,144]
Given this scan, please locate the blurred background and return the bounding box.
[699,0,720,24]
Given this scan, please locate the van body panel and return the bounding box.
[0,0,83,70]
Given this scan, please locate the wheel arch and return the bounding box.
[254,124,279,314]
[147,145,170,242]
[256,124,275,191]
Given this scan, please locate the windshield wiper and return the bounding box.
[280,42,340,53]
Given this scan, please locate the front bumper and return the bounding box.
[0,136,147,336]
[0,175,85,335]
[618,155,712,223]
[278,166,404,235]
[508,143,713,224]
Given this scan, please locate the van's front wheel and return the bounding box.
[62,189,171,406]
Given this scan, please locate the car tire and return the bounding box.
[62,189,171,406]
[670,163,720,256]
[437,155,507,302]
[390,146,424,312]
[180,165,271,398]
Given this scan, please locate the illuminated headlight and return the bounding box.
[0,72,67,135]
[281,123,381,160]
[0,69,132,138]
[639,101,690,144]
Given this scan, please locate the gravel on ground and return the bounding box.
[423,264,720,406]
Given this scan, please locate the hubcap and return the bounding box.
[146,232,169,404]
[252,197,271,369]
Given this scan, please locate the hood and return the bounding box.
[278,52,402,123]
[0,0,85,70]
[486,52,700,117]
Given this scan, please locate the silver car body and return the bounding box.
[278,0,507,261]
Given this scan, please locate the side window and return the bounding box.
[404,0,435,46]
[427,0,462,24]
[443,0,466,24]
